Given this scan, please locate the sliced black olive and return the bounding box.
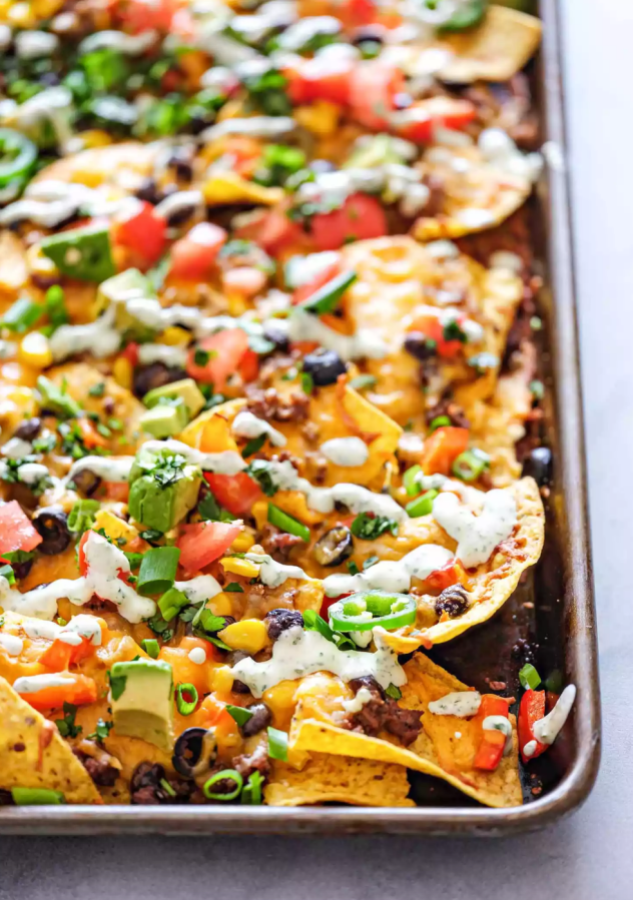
[12,557,33,581]
[14,417,41,441]
[241,703,272,737]
[172,727,217,778]
[265,608,304,640]
[404,332,437,362]
[263,321,290,352]
[302,349,347,387]
[522,447,552,486]
[135,177,163,205]
[32,506,71,556]
[434,585,469,619]
[132,363,187,399]
[70,467,102,497]
[313,525,353,567]
[351,24,387,45]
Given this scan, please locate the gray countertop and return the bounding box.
[1,1,630,896]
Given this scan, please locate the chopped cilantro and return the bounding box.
[350,513,398,541]
[55,702,82,739]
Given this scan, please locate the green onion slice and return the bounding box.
[403,464,422,497]
[267,726,289,761]
[11,787,64,805]
[67,499,100,535]
[519,663,542,690]
[328,592,417,632]
[428,415,452,432]
[267,503,310,542]
[176,682,199,716]
[241,771,264,805]
[158,587,189,622]
[0,128,37,188]
[451,448,489,482]
[137,546,181,595]
[203,769,243,801]
[405,489,438,518]
[225,704,254,727]
[298,270,357,315]
[141,638,160,659]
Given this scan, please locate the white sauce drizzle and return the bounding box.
[13,672,78,693]
[0,633,24,656]
[79,30,158,55]
[245,553,308,589]
[231,625,406,697]
[342,685,374,714]
[532,684,576,746]
[432,488,517,568]
[188,647,207,665]
[428,691,482,717]
[320,437,368,468]
[323,544,453,598]
[50,305,121,362]
[482,714,513,755]
[284,310,388,362]
[232,411,286,448]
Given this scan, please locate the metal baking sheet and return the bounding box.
[0,0,600,835]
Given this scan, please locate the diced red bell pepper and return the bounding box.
[518,689,548,763]
[408,313,466,359]
[421,426,470,476]
[170,222,228,280]
[0,500,42,555]
[39,636,95,672]
[114,200,167,267]
[396,97,477,144]
[348,61,406,130]
[186,328,250,390]
[176,521,242,573]
[119,342,139,367]
[310,193,388,251]
[203,471,263,518]
[292,258,341,306]
[472,694,511,772]
[17,673,98,711]
[425,561,459,593]
[116,0,182,33]
[286,55,355,106]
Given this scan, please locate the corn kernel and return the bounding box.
[220,557,260,578]
[231,532,255,553]
[8,2,35,27]
[219,618,268,654]
[113,357,133,390]
[93,510,138,545]
[76,130,112,150]
[18,332,53,369]
[294,102,340,136]
[212,665,236,693]
[252,501,268,532]
[208,593,233,617]
[160,326,191,346]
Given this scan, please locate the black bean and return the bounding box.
[313,525,353,567]
[71,468,102,497]
[12,557,33,581]
[265,608,304,640]
[241,703,272,737]
[263,322,290,352]
[522,447,552,487]
[32,507,71,556]
[166,146,196,182]
[404,332,437,362]
[135,178,162,205]
[351,25,387,45]
[132,363,187,399]
[165,203,198,227]
[434,585,469,619]
[14,417,41,441]
[302,349,347,387]
[231,679,252,695]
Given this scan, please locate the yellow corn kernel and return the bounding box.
[218,618,268,655]
[93,510,138,546]
[76,130,112,150]
[252,501,268,532]
[7,2,35,27]
[226,292,249,317]
[263,680,298,731]
[220,557,260,578]
[18,332,53,369]
[113,357,133,390]
[26,244,58,280]
[160,326,191,346]
[208,593,233,617]
[230,532,255,553]
[294,102,340,136]
[212,665,237,693]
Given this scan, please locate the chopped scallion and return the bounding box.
[267,503,310,542]
[267,726,289,761]
[519,663,542,690]
[137,546,180,596]
[176,682,199,716]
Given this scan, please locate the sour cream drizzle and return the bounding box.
[232,411,286,447]
[320,437,369,467]
[432,488,517,568]
[323,543,453,597]
[532,684,576,746]
[245,553,308,588]
[13,672,78,693]
[231,625,406,697]
[427,691,482,717]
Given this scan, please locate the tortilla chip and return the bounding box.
[339,236,522,425]
[437,6,543,84]
[291,656,521,809]
[265,753,414,807]
[34,142,159,190]
[0,677,102,804]
[0,231,29,300]
[380,476,544,650]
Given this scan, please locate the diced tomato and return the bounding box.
[238,348,260,383]
[292,258,341,306]
[409,313,465,359]
[222,267,267,297]
[186,328,250,389]
[0,500,42,555]
[518,689,548,763]
[177,521,242,573]
[340,0,379,27]
[17,673,98,711]
[119,342,139,367]
[421,426,470,476]
[170,222,228,280]
[77,531,90,576]
[425,561,459,593]
[287,55,355,106]
[348,61,406,130]
[39,636,95,672]
[235,208,307,257]
[204,472,263,517]
[472,695,511,771]
[77,417,108,450]
[319,593,351,619]
[117,0,183,33]
[396,97,477,144]
[114,200,167,267]
[310,193,388,251]
[104,482,130,502]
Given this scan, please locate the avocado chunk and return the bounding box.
[128,445,202,533]
[98,268,156,338]
[344,134,411,170]
[110,658,174,751]
[143,378,206,419]
[139,399,189,438]
[40,224,116,283]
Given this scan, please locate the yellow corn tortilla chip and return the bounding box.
[0,231,29,300]
[437,6,543,84]
[291,655,521,809]
[379,476,544,650]
[0,677,102,804]
[265,753,414,807]
[339,236,522,425]
[34,141,160,189]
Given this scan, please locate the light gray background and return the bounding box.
[1,0,631,895]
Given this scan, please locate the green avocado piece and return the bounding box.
[110,658,174,751]
[40,224,116,283]
[143,378,206,419]
[139,400,189,439]
[343,134,409,170]
[128,446,202,533]
[98,268,155,336]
